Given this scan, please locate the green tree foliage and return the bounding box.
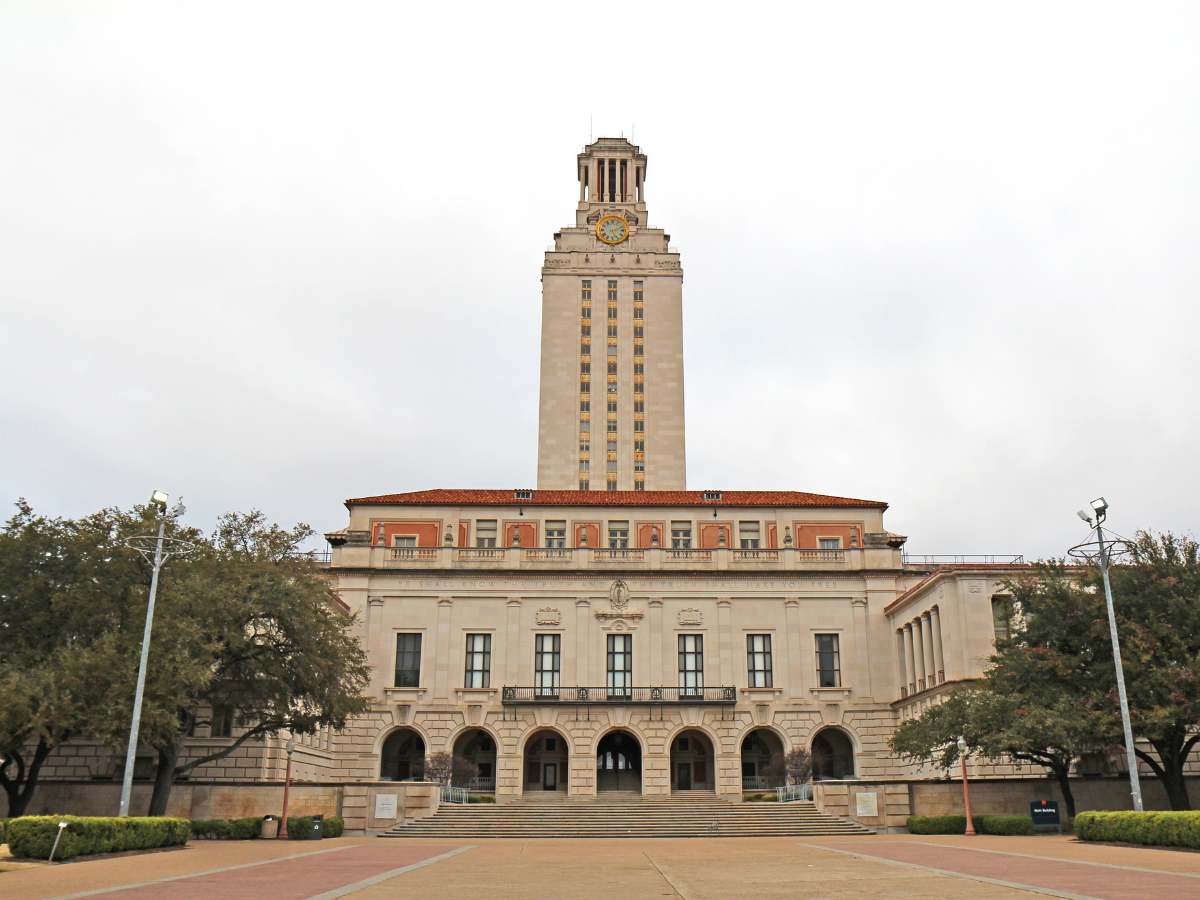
[891,533,1200,814]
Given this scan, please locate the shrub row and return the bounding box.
[906,814,1033,835]
[1074,811,1200,849]
[7,816,190,860]
[743,792,779,803]
[190,817,266,840]
[285,815,344,839]
[0,817,8,844]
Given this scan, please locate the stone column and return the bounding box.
[575,599,591,687]
[930,606,945,683]
[850,598,872,699]
[368,596,386,699]
[434,598,453,700]
[717,600,734,687]
[921,612,937,687]
[579,163,586,202]
[784,600,803,696]
[505,600,522,687]
[912,617,926,692]
[895,629,908,698]
[648,599,664,685]
[903,625,916,695]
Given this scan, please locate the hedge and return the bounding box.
[285,815,344,839]
[7,816,189,860]
[906,814,1033,835]
[1075,811,1200,849]
[190,817,265,840]
[1,817,8,844]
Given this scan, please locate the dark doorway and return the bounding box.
[380,728,426,781]
[543,763,558,790]
[596,730,642,792]
[812,728,855,780]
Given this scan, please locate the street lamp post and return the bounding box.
[1073,497,1144,812]
[956,736,976,835]
[118,491,194,817]
[278,739,296,838]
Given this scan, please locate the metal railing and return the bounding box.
[440,785,469,804]
[902,554,1025,565]
[501,685,737,705]
[741,775,770,790]
[776,783,813,803]
[296,549,331,564]
[466,776,495,792]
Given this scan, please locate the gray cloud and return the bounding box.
[2,2,1197,558]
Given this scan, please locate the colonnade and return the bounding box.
[896,606,944,697]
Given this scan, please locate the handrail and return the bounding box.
[776,783,813,803]
[501,685,736,705]
[440,785,469,804]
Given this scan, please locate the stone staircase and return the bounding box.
[381,792,873,839]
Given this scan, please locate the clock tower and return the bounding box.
[536,138,686,491]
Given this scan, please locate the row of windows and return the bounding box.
[439,520,846,550]
[393,633,842,691]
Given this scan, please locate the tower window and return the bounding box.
[607,325,618,338]
[608,159,617,202]
[582,279,592,299]
[634,420,644,432]
[607,420,618,433]
[581,325,591,337]
[633,305,643,320]
[607,280,617,300]
[607,305,617,319]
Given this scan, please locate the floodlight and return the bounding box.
[1077,510,1094,526]
[150,490,169,509]
[1091,497,1108,515]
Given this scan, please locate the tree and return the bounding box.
[123,511,372,815]
[783,747,812,785]
[425,752,453,785]
[451,755,479,787]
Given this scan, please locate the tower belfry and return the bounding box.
[536,138,686,491]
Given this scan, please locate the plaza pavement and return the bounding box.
[1,833,1199,899]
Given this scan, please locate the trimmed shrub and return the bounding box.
[907,814,1036,835]
[190,819,232,840]
[743,792,779,802]
[1075,811,1200,849]
[286,816,319,839]
[7,816,189,860]
[190,816,274,840]
[321,816,344,838]
[467,794,496,804]
[1,817,8,844]
[978,815,1034,835]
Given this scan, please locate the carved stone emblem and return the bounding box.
[609,578,630,611]
[677,608,703,626]
[535,607,561,626]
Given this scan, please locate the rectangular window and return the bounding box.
[671,521,692,548]
[211,705,234,738]
[607,360,618,374]
[992,597,1013,642]
[580,382,590,395]
[634,480,645,491]
[633,362,644,374]
[747,634,773,688]
[633,459,644,472]
[464,633,491,688]
[607,633,632,697]
[634,325,644,338]
[394,633,422,687]
[581,306,591,319]
[634,439,645,452]
[739,522,761,549]
[633,280,643,301]
[678,634,704,695]
[535,634,561,696]
[580,401,590,412]
[392,535,417,547]
[633,399,644,413]
[581,279,591,299]
[607,420,618,433]
[475,520,497,547]
[633,420,644,432]
[608,521,629,548]
[607,279,617,301]
[633,305,643,320]
[581,324,591,337]
[579,479,589,490]
[546,521,566,548]
[818,537,842,550]
[607,305,617,320]
[580,361,591,374]
[815,634,841,687]
[607,439,618,452]
[606,478,617,491]
[607,324,618,338]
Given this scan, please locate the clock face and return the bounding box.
[596,215,629,245]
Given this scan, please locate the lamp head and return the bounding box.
[956,735,968,754]
[1090,497,1108,522]
[1077,509,1094,526]
[150,490,169,510]
[286,739,296,753]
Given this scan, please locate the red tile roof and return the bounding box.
[345,489,887,510]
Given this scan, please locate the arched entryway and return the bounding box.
[380,727,425,781]
[452,728,497,793]
[812,727,855,780]
[670,729,713,792]
[523,728,568,793]
[740,727,784,791]
[596,729,641,792]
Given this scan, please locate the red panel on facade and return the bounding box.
[699,522,732,549]
[790,523,862,550]
[504,522,537,548]
[374,521,440,547]
[574,522,600,548]
[636,522,664,548]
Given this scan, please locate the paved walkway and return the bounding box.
[2,834,1199,898]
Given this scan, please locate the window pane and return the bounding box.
[747,634,773,688]
[464,633,491,688]
[815,634,840,687]
[395,633,422,687]
[678,634,704,693]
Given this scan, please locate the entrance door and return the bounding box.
[543,763,558,790]
[676,762,692,790]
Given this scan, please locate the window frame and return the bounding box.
[678,634,704,695]
[607,633,632,697]
[814,633,841,687]
[747,634,773,688]
[535,633,561,696]
[464,633,491,688]
[394,633,423,688]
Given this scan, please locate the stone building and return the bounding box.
[12,138,1195,830]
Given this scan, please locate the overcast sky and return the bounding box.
[2,2,1197,559]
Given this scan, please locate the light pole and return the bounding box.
[278,738,296,838]
[118,491,192,817]
[956,736,976,835]
[1072,497,1144,811]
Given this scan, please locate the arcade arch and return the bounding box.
[379,727,425,781]
[523,727,569,793]
[811,727,856,780]
[596,728,641,792]
[740,727,785,790]
[669,728,713,792]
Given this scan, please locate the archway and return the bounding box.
[812,727,855,780]
[452,728,497,792]
[523,728,569,793]
[596,729,641,792]
[670,729,713,792]
[740,727,785,791]
[380,727,426,781]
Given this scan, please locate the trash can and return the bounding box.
[310,815,324,840]
[260,815,279,840]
